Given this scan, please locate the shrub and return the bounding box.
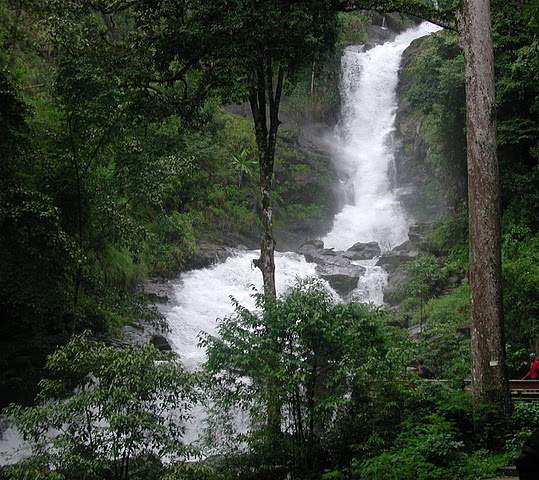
[4,334,198,480]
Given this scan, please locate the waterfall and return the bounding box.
[0,22,441,463]
[164,22,441,444]
[167,25,442,358]
[322,22,441,252]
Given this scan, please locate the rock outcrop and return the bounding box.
[150,333,173,351]
[108,323,173,352]
[186,241,234,270]
[297,240,368,297]
[393,36,447,223]
[345,241,382,260]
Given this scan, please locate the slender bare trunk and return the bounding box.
[257,157,277,295]
[458,0,511,415]
[249,62,284,296]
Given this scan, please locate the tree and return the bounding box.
[337,0,512,415]
[199,278,391,478]
[5,334,199,480]
[205,1,339,295]
[135,0,339,295]
[28,0,200,310]
[458,0,511,415]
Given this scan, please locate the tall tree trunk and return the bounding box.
[458,0,511,415]
[257,156,277,295]
[249,63,284,296]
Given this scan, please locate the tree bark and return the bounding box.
[458,0,511,415]
[249,63,283,296]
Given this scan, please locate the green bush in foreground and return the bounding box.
[4,334,201,480]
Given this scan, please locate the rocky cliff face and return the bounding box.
[393,37,448,224]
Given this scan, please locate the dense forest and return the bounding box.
[1,0,539,479]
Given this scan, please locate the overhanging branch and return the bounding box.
[332,0,459,31]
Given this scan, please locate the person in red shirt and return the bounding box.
[522,353,539,380]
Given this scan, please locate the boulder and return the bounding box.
[150,334,172,351]
[345,241,381,260]
[118,323,152,345]
[320,274,359,296]
[392,240,419,256]
[316,264,366,296]
[383,265,409,306]
[302,249,349,267]
[297,242,366,297]
[187,241,233,270]
[144,278,174,305]
[146,292,169,304]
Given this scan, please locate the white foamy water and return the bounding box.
[323,22,441,251]
[167,251,317,370]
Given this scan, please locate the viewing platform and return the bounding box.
[464,379,539,400]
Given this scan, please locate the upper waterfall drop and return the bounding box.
[322,22,441,252]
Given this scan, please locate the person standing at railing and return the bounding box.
[522,353,539,380]
[417,359,434,379]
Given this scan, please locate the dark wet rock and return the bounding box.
[187,241,234,270]
[302,248,348,266]
[146,292,169,304]
[383,265,409,306]
[299,239,325,250]
[144,278,175,305]
[150,334,172,351]
[376,254,414,273]
[297,243,366,297]
[318,273,360,296]
[107,323,173,353]
[345,241,381,260]
[113,323,153,346]
[316,263,366,296]
[393,240,419,256]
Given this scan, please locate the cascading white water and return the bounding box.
[0,22,441,463]
[322,22,441,252]
[167,252,318,369]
